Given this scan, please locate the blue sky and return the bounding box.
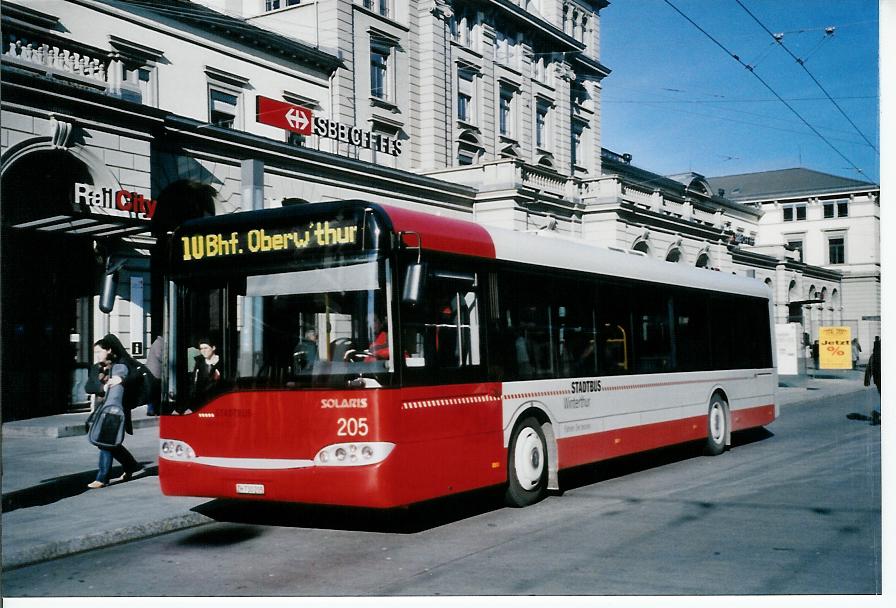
[599,0,880,184]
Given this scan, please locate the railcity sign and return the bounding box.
[73,183,157,220]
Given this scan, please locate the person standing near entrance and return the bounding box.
[144,335,164,416]
[85,334,145,488]
[852,337,862,370]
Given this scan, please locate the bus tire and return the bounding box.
[505,417,548,507]
[705,394,729,456]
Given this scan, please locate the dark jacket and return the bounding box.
[192,355,223,398]
[864,338,881,391]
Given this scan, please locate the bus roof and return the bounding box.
[173,201,771,299]
[376,204,771,300]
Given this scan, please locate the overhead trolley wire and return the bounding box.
[732,0,879,154]
[661,0,872,180]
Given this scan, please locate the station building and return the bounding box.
[1,0,878,420]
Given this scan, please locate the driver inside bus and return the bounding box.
[344,314,390,362]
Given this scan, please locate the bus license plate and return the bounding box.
[236,483,265,495]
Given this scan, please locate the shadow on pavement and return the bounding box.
[1,464,158,513]
[190,430,779,535]
[560,429,775,493]
[177,524,266,547]
[190,487,506,535]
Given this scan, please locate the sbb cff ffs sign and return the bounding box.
[256,96,312,135]
[255,95,403,157]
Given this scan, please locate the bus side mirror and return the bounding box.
[99,271,119,313]
[99,258,125,313]
[402,262,426,306]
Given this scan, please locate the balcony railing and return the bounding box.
[4,35,108,87]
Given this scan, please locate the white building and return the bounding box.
[708,169,881,358]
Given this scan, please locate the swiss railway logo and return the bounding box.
[256,96,313,135]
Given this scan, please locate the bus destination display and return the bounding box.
[180,221,359,261]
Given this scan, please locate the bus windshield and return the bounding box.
[171,259,394,412]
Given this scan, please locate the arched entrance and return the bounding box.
[1,150,100,420]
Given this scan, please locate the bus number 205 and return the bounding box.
[337,417,369,437]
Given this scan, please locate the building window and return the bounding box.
[824,199,849,218]
[108,36,163,107]
[787,239,804,262]
[828,236,845,265]
[209,88,239,128]
[783,203,806,222]
[206,67,249,129]
[266,0,301,10]
[495,30,516,67]
[370,44,390,100]
[117,64,157,106]
[535,99,552,150]
[458,91,471,122]
[457,68,476,124]
[571,119,587,169]
[369,123,402,167]
[499,85,515,137]
[450,8,475,48]
[363,0,389,16]
[457,130,484,166]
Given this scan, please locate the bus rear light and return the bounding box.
[314,442,395,467]
[160,439,196,461]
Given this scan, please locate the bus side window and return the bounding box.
[630,285,673,374]
[401,266,482,380]
[557,299,598,378]
[496,273,556,381]
[596,283,632,375]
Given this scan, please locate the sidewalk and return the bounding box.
[2,407,212,570]
[0,374,873,570]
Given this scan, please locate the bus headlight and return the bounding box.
[314,442,395,467]
[160,439,196,461]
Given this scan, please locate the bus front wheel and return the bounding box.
[705,395,729,456]
[505,417,548,507]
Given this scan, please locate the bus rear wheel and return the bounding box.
[505,417,548,507]
[705,395,729,456]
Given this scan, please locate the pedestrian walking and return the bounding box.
[85,334,145,488]
[852,337,862,370]
[864,336,881,425]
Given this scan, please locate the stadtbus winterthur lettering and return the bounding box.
[180,221,358,261]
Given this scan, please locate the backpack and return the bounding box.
[122,360,156,409]
[88,401,126,448]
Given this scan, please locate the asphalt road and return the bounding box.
[2,389,881,597]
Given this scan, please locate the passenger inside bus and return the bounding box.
[293,329,319,371]
[191,337,222,397]
[514,329,534,377]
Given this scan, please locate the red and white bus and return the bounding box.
[159,200,777,508]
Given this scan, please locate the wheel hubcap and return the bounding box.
[514,428,544,490]
[710,404,724,442]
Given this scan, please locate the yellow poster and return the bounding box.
[819,326,852,369]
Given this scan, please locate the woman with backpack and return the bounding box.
[85,334,145,489]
